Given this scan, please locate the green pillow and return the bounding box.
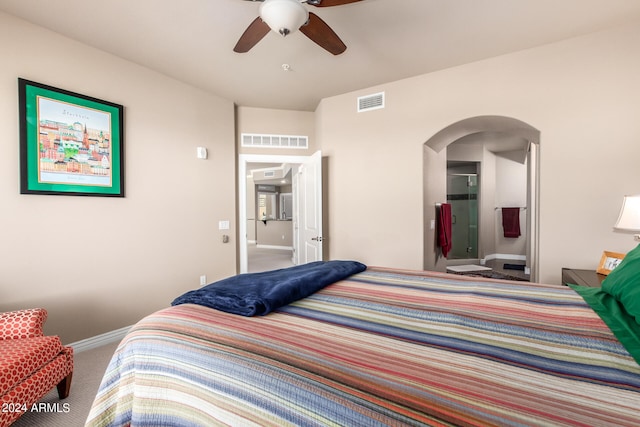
[602,244,640,323]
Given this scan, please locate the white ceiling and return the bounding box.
[2,0,640,111]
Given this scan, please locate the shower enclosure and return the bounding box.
[447,165,479,260]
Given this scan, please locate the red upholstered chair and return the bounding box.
[0,309,73,427]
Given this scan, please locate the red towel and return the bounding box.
[502,207,521,238]
[438,203,452,257]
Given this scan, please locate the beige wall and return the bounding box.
[257,220,293,247]
[317,21,640,284]
[0,12,236,343]
[237,106,316,155]
[494,156,528,257]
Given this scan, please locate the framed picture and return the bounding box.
[19,78,124,196]
[597,251,626,275]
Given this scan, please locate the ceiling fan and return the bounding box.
[234,0,362,55]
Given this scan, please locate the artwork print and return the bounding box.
[19,78,124,196]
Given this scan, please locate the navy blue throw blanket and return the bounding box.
[172,260,367,316]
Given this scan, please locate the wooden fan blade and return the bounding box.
[307,0,362,7]
[299,12,346,55]
[233,17,270,53]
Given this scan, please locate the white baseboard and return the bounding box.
[67,325,131,353]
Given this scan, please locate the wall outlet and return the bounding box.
[200,275,207,286]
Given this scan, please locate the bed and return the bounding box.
[85,257,640,427]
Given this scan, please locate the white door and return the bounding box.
[297,151,323,264]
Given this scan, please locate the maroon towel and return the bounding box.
[438,203,453,257]
[502,207,521,238]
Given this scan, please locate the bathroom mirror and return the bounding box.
[258,192,277,220]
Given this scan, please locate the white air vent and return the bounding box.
[263,171,275,178]
[241,133,308,149]
[357,92,385,112]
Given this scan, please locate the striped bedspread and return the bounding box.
[85,267,640,427]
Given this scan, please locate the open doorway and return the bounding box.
[423,116,540,282]
[246,163,295,272]
[238,152,323,273]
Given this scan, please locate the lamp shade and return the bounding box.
[260,0,309,36]
[614,195,640,232]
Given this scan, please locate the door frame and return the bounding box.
[238,153,321,273]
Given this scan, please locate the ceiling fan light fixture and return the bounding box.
[260,0,309,37]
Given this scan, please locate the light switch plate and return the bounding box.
[218,220,230,230]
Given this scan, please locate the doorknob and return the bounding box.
[311,236,323,242]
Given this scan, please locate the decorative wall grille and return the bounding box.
[241,133,308,149]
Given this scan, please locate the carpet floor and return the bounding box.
[248,244,294,273]
[12,341,119,427]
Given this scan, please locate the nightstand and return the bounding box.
[561,268,606,288]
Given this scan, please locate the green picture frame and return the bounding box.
[19,78,124,197]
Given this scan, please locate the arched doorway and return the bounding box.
[423,116,540,282]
